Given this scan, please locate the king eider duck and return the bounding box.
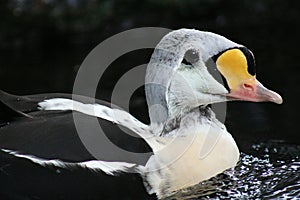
[0,29,282,199]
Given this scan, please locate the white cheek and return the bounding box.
[176,66,228,95]
[167,66,228,109]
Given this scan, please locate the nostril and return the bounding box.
[243,83,254,91]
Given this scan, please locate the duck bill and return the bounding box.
[227,79,283,104]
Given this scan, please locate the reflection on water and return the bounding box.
[168,141,300,199]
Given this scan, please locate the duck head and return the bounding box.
[145,29,282,129]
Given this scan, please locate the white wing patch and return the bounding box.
[38,98,148,134]
[38,98,162,151]
[38,98,115,122]
[1,149,144,175]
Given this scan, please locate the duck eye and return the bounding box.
[183,49,199,64]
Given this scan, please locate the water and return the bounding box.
[168,141,300,199]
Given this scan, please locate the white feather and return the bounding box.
[38,98,163,151]
[1,149,144,175]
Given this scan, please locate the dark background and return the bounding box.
[0,0,299,152]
